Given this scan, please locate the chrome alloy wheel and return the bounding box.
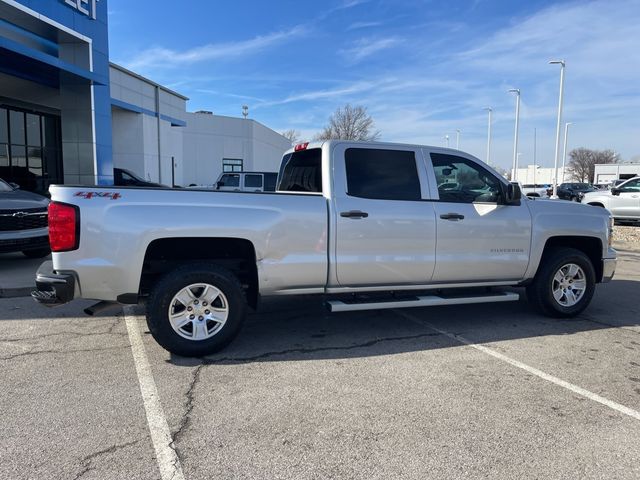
[168,283,229,341]
[551,263,587,307]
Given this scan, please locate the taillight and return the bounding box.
[294,142,309,151]
[48,202,80,252]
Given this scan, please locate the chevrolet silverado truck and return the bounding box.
[32,141,617,356]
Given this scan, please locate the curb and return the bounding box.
[0,286,34,298]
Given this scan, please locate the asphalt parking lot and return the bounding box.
[1,249,639,480]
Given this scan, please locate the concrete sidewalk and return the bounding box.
[0,252,48,298]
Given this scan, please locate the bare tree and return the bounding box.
[566,148,620,183]
[314,104,380,141]
[281,129,300,144]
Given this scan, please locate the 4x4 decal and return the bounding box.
[74,191,122,200]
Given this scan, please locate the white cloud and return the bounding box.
[124,26,305,70]
[346,21,382,30]
[341,36,403,62]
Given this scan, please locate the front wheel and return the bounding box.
[526,247,596,318]
[146,263,247,357]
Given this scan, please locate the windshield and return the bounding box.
[572,183,594,190]
[0,178,13,192]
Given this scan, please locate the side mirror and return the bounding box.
[9,182,19,189]
[216,181,223,189]
[611,188,621,196]
[505,182,522,205]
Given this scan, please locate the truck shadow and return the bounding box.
[167,277,640,367]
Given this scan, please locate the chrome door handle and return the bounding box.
[440,213,465,221]
[340,210,369,219]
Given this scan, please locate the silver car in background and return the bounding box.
[582,176,640,223]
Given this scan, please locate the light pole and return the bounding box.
[484,107,492,164]
[550,60,565,198]
[444,134,450,148]
[533,127,537,185]
[242,105,249,118]
[455,129,460,149]
[561,122,573,183]
[509,89,521,182]
[516,153,522,181]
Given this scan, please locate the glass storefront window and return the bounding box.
[9,110,25,145]
[0,109,7,144]
[0,107,62,193]
[26,114,41,146]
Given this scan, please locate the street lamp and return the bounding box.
[444,134,450,148]
[484,107,492,164]
[509,89,521,182]
[550,60,566,198]
[561,122,573,183]
[455,129,460,149]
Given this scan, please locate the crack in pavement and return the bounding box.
[0,344,131,361]
[72,439,142,480]
[208,331,442,364]
[170,363,204,464]
[167,331,442,453]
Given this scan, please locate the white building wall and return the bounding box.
[179,113,291,186]
[593,163,640,184]
[514,165,568,184]
[109,64,291,187]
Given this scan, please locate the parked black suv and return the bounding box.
[550,182,598,201]
[0,178,50,258]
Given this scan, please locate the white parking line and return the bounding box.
[124,307,186,480]
[397,310,640,422]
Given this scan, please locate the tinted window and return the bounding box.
[345,148,420,201]
[219,174,240,187]
[431,153,503,203]
[244,174,262,188]
[263,173,277,191]
[278,148,322,192]
[621,179,640,191]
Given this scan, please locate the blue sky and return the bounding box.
[108,0,640,171]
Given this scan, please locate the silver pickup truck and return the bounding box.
[33,141,617,356]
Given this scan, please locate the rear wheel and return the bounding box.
[146,263,247,357]
[526,247,596,317]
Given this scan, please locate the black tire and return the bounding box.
[146,263,247,357]
[22,248,51,259]
[526,247,596,318]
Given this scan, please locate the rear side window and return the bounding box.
[263,173,278,191]
[244,174,262,188]
[345,148,421,201]
[277,148,322,193]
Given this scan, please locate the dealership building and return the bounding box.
[0,0,291,193]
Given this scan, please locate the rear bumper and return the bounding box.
[31,261,76,306]
[601,257,616,283]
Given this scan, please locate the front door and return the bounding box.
[333,145,437,287]
[427,152,532,283]
[609,178,640,219]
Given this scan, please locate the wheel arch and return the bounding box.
[538,236,603,282]
[139,237,259,308]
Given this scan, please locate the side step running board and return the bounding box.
[326,292,519,313]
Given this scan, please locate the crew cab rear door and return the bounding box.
[424,150,532,282]
[331,144,437,286]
